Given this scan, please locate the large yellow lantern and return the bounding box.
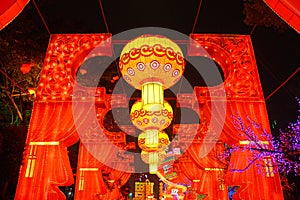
[119,35,185,174]
[119,35,185,90]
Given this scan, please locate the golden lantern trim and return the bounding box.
[120,44,184,67]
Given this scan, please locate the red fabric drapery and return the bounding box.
[75,143,131,200]
[74,143,107,200]
[179,96,284,199]
[263,0,300,33]
[101,166,131,200]
[170,161,192,186]
[179,158,204,192]
[183,143,228,200]
[0,0,29,30]
[72,100,132,199]
[227,149,283,200]
[203,100,284,199]
[199,100,272,146]
[15,99,132,199]
[187,143,226,169]
[15,102,81,199]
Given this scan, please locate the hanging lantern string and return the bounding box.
[0,69,28,94]
[98,0,110,33]
[266,67,299,101]
[112,56,126,95]
[32,0,51,35]
[191,0,203,33]
[172,72,184,127]
[257,54,294,97]
[98,0,126,94]
[250,24,257,36]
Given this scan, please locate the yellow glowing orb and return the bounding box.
[130,100,173,131]
[119,35,185,90]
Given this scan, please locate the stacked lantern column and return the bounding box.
[119,35,185,174]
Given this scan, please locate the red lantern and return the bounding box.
[0,0,30,30]
[20,63,34,74]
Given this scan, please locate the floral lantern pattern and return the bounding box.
[119,35,185,173]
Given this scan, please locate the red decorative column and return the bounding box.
[15,34,112,200]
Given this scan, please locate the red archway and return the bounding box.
[15,34,284,200]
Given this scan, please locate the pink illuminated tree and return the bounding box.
[221,98,300,176]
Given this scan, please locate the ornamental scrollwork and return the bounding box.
[36,34,111,101]
[190,34,263,99]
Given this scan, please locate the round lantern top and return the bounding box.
[119,35,185,89]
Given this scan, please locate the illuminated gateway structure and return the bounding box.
[15,33,284,200]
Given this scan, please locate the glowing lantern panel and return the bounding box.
[141,150,167,174]
[138,131,170,152]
